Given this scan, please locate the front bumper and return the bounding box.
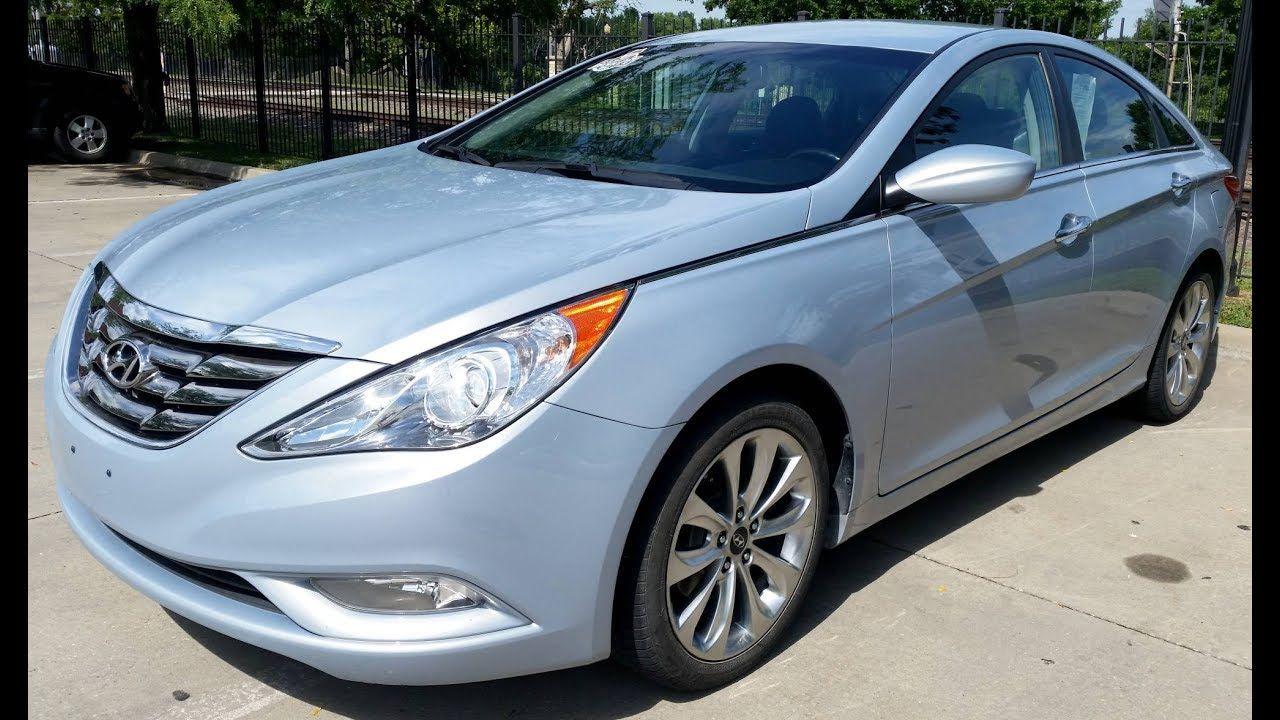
[47,334,679,684]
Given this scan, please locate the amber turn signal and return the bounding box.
[558,288,630,367]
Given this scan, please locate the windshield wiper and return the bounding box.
[493,161,706,191]
[425,143,492,166]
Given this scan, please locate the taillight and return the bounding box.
[1223,175,1241,203]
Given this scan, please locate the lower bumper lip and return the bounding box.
[60,483,548,685]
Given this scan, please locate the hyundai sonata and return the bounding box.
[47,20,1236,689]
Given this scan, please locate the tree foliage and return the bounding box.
[703,0,1123,34]
[35,0,604,33]
[1108,0,1242,136]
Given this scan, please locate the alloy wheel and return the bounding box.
[66,114,108,156]
[665,427,817,661]
[1165,279,1212,406]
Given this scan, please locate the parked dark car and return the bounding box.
[26,59,142,163]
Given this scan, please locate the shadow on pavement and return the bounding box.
[166,391,1168,718]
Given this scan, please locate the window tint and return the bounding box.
[915,54,1061,170]
[1153,101,1196,147]
[458,42,926,193]
[1055,56,1157,160]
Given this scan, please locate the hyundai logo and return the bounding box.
[100,339,147,389]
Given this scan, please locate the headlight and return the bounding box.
[242,286,630,457]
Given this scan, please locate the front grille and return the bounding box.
[66,265,338,445]
[111,529,279,612]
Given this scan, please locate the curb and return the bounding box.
[127,149,275,181]
[1217,324,1252,361]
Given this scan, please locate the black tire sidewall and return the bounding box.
[1147,271,1217,420]
[625,399,828,690]
[52,110,114,163]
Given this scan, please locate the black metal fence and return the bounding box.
[28,12,739,159]
[29,10,1244,158]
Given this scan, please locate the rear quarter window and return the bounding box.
[1153,101,1196,147]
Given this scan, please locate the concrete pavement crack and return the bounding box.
[863,535,1252,672]
[27,248,83,272]
[28,510,63,521]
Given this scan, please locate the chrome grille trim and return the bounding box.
[164,383,255,406]
[188,354,297,381]
[65,265,336,447]
[93,271,341,354]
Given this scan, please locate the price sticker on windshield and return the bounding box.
[590,49,646,73]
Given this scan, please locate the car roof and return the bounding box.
[646,19,992,54]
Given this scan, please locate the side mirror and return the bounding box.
[893,144,1036,205]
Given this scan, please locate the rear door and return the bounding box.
[1050,52,1217,368]
[877,48,1100,493]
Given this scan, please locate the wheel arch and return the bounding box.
[609,360,852,652]
[1186,246,1226,304]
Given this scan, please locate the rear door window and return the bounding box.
[1054,56,1158,161]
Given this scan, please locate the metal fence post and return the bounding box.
[251,18,269,154]
[511,13,523,92]
[318,26,334,159]
[39,16,51,62]
[1222,0,1252,173]
[1222,0,1252,295]
[640,12,654,40]
[797,11,811,21]
[79,17,97,69]
[405,18,420,137]
[994,7,1009,27]
[184,36,201,138]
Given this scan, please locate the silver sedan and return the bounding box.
[47,20,1236,690]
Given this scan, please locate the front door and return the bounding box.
[876,50,1100,493]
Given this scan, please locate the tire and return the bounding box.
[615,396,828,690]
[52,110,117,163]
[1133,271,1217,423]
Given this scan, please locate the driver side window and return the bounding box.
[915,54,1062,170]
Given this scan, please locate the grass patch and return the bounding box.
[132,133,314,172]
[1221,275,1252,328]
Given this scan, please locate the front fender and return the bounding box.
[549,218,893,510]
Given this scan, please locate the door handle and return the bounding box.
[1055,213,1093,245]
[1171,172,1194,197]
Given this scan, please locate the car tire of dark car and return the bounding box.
[615,395,828,690]
[1133,271,1218,423]
[52,110,118,163]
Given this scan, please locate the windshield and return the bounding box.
[451,41,928,193]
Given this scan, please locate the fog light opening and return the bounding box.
[311,574,488,614]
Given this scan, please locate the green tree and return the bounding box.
[703,0,1123,35]
[1110,0,1241,136]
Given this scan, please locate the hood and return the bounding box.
[101,143,811,364]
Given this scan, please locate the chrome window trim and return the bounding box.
[1074,146,1204,173]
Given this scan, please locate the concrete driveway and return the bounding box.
[27,162,1252,719]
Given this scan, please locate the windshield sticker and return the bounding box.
[590,49,646,72]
